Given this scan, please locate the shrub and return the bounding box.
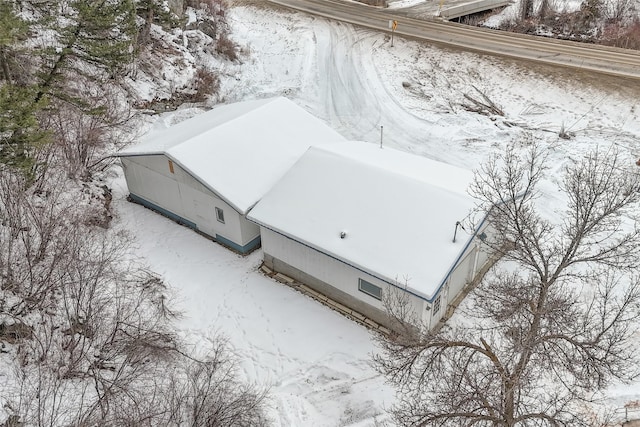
[601,18,640,49]
[216,33,238,62]
[192,68,220,101]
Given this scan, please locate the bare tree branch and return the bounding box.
[374,142,640,426]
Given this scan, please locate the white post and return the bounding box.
[380,125,384,149]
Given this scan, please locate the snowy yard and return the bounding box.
[112,3,640,425]
[111,178,394,426]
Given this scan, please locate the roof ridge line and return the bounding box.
[311,143,472,197]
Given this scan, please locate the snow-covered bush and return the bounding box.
[0,168,268,426]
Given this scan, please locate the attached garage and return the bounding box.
[247,141,492,330]
[117,97,346,253]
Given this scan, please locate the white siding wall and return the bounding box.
[261,224,494,330]
[121,155,259,247]
[261,228,428,323]
[446,246,476,302]
[239,214,260,246]
[474,223,494,271]
[122,156,184,215]
[433,223,494,325]
[446,224,494,298]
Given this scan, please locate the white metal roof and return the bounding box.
[118,97,346,214]
[247,141,478,300]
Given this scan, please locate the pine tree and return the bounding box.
[0,0,29,83]
[136,0,179,46]
[0,84,48,175]
[0,1,140,177]
[35,0,138,103]
[0,2,47,177]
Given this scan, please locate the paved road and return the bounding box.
[267,0,640,79]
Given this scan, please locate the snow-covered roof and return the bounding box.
[247,141,479,300]
[118,97,346,214]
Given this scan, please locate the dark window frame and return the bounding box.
[432,294,441,315]
[358,278,382,300]
[215,207,225,224]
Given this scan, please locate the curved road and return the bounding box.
[267,0,640,79]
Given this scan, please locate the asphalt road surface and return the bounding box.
[268,0,640,80]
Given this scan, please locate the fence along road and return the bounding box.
[267,0,640,80]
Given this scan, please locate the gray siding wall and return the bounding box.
[260,227,428,330]
[121,155,259,247]
[260,223,495,330]
[445,247,476,304]
[239,212,260,246]
[437,222,494,324]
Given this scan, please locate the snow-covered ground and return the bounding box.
[112,4,640,425]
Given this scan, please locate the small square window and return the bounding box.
[215,207,225,224]
[432,295,441,315]
[358,278,382,300]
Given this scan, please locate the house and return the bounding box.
[247,141,492,330]
[117,97,346,253]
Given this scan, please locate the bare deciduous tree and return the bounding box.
[519,0,535,21]
[161,337,269,426]
[0,168,268,426]
[603,0,635,22]
[41,87,133,181]
[373,144,640,426]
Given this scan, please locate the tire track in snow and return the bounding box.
[305,19,479,165]
[314,23,384,136]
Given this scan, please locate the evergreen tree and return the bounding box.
[0,1,140,177]
[136,0,179,45]
[0,0,29,83]
[0,2,46,177]
[35,0,138,103]
[0,84,48,175]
